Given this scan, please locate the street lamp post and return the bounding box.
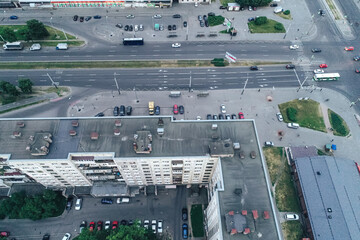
[188,71,192,92]
[114,72,120,95]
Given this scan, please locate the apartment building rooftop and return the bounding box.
[0,117,254,160]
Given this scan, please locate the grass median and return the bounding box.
[0,60,289,69]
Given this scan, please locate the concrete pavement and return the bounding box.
[67,87,360,162]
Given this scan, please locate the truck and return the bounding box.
[149,101,154,115]
[3,42,23,50]
[56,43,68,50]
[29,43,41,51]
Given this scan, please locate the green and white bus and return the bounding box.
[313,73,340,81]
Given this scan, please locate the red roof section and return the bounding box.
[241,210,247,215]
[263,211,270,219]
[252,210,258,220]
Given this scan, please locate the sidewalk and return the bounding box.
[67,87,360,162]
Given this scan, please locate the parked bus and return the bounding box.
[3,42,23,50]
[123,38,144,46]
[313,73,340,81]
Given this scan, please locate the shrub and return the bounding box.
[330,112,347,136]
[283,10,291,15]
[211,58,227,67]
[254,16,268,25]
[287,107,297,122]
[274,22,285,31]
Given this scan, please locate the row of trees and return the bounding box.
[0,79,33,96]
[0,19,49,42]
[235,0,272,7]
[0,190,65,220]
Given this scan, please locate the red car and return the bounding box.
[112,220,118,229]
[355,68,360,73]
[238,112,244,119]
[319,64,328,68]
[97,221,103,231]
[89,222,95,231]
[345,46,354,51]
[0,232,9,237]
[173,104,179,114]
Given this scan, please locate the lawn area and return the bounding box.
[208,15,225,27]
[282,221,305,240]
[263,147,284,186]
[220,0,235,6]
[276,12,293,20]
[278,99,327,132]
[190,204,204,237]
[328,109,350,136]
[0,25,76,41]
[248,19,285,33]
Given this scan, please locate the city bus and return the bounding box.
[123,38,144,46]
[313,73,340,81]
[3,42,24,50]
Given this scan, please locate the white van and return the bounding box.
[121,197,130,203]
[285,213,299,220]
[75,198,82,210]
[56,43,68,50]
[274,6,283,13]
[30,43,41,51]
[287,123,300,129]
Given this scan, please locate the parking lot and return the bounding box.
[0,186,204,240]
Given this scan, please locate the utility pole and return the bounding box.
[241,73,248,95]
[114,72,120,95]
[46,73,58,89]
[188,71,192,92]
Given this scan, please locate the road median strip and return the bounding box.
[0,60,289,69]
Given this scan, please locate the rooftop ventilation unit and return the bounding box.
[17,122,25,128]
[71,120,79,127]
[157,128,164,136]
[69,130,77,136]
[114,129,120,136]
[115,120,122,127]
[212,124,218,130]
[91,132,99,140]
[13,131,21,137]
[316,171,322,175]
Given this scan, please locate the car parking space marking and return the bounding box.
[130,50,138,52]
[18,74,25,77]
[65,74,73,76]
[130,55,137,56]
[196,49,204,51]
[89,79,96,81]
[109,50,116,53]
[137,73,144,75]
[153,50,160,52]
[85,84,92,87]
[89,74,97,76]
[263,55,269,56]
[64,80,71,82]
[64,55,70,57]
[39,79,47,82]
[196,54,204,55]
[153,55,160,56]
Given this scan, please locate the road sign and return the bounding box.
[225,52,237,63]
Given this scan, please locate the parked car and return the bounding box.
[95,112,104,117]
[213,114,218,120]
[168,25,172,31]
[153,14,162,19]
[126,106,132,115]
[286,64,295,69]
[311,48,321,53]
[75,198,82,210]
[79,16,84,22]
[356,68,360,73]
[218,114,225,120]
[173,104,179,114]
[104,221,111,230]
[89,222,95,231]
[250,66,258,70]
[205,20,209,27]
[9,15,18,20]
[314,69,324,74]
[238,112,244,119]
[73,15,79,21]
[231,114,237,119]
[287,123,300,129]
[289,45,299,50]
[93,15,102,19]
[42,234,50,240]
[119,105,125,116]
[182,223,188,239]
[157,220,163,233]
[113,106,119,116]
[116,23,123,28]
[66,197,73,211]
[219,6,227,9]
[124,25,129,31]
[144,220,150,229]
[248,5,253,11]
[179,105,184,114]
[265,141,274,147]
[121,220,128,225]
[208,12,215,16]
[200,20,205,27]
[172,43,181,48]
[344,46,354,51]
[173,14,181,18]
[220,104,226,113]
[207,114,212,120]
[139,24,144,31]
[183,21,187,27]
[85,16,92,21]
[155,106,161,115]
[112,221,118,229]
[101,198,113,204]
[97,221,103,231]
[285,213,299,220]
[270,3,278,7]
[276,112,283,121]
[151,220,157,233]
[62,233,71,240]
[0,232,9,237]
[319,63,328,68]
[126,14,135,19]
[225,114,231,120]
[354,56,360,61]
[80,221,87,233]
[182,208,188,221]
[198,15,202,21]
[248,17,255,22]
[129,25,133,31]
[172,24,176,30]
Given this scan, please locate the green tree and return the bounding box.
[283,10,291,15]
[17,28,32,42]
[26,19,49,40]
[254,16,268,25]
[20,196,43,220]
[18,78,33,93]
[108,224,157,240]
[287,107,297,122]
[5,83,19,96]
[0,81,9,93]
[0,27,17,42]
[274,22,285,31]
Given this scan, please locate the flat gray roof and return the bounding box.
[295,156,360,240]
[0,117,256,160]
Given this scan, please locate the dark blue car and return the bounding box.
[10,15,18,20]
[101,198,113,204]
[93,15,102,19]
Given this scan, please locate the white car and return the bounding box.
[157,220,163,233]
[126,14,135,19]
[265,141,274,147]
[29,43,41,51]
[134,25,138,32]
[151,220,157,233]
[75,198,82,210]
[153,14,162,19]
[194,2,198,7]
[172,43,181,48]
[139,24,144,31]
[289,45,299,50]
[276,112,283,122]
[220,104,226,113]
[144,220,150,229]
[104,221,111,230]
[314,69,324,74]
[62,233,71,240]
[287,123,300,129]
[285,213,299,220]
